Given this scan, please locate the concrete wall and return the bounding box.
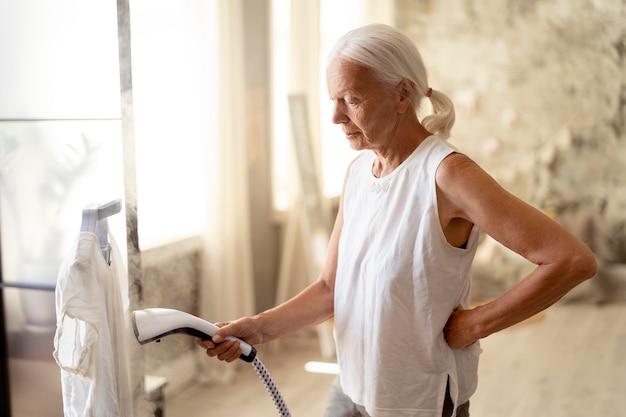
[397,0,626,299]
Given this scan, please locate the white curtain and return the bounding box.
[198,0,256,381]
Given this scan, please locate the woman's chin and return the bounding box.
[347,137,366,150]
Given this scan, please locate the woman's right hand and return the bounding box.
[195,316,260,363]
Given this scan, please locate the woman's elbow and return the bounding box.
[571,244,598,284]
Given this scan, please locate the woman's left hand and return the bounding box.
[443,305,478,349]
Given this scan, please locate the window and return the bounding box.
[130,0,216,248]
[270,0,393,210]
[318,0,368,198]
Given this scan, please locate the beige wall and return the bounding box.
[397,0,625,262]
[395,0,626,300]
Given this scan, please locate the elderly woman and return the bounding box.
[198,24,596,417]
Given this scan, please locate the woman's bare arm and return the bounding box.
[437,153,597,348]
[197,171,348,362]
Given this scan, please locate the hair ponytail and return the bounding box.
[421,88,455,139]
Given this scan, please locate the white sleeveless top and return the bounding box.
[334,136,481,417]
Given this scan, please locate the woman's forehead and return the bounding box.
[326,58,380,94]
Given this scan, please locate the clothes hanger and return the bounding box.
[80,199,122,264]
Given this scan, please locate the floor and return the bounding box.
[8,357,63,416]
[6,302,625,417]
[164,333,337,417]
[165,302,626,417]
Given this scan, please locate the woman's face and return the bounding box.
[326,57,403,151]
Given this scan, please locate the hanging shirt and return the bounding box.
[334,136,482,417]
[54,232,132,417]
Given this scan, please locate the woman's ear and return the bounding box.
[395,79,414,113]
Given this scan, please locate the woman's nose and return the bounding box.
[331,101,348,125]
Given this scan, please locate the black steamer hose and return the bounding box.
[252,357,292,417]
[131,308,293,416]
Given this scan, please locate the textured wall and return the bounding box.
[397,0,626,297]
[140,237,202,373]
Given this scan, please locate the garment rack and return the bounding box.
[0,199,123,414]
[80,198,122,265]
[0,199,122,290]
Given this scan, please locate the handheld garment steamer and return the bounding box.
[132,308,291,416]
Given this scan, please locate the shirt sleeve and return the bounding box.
[53,313,97,378]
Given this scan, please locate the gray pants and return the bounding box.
[323,378,470,417]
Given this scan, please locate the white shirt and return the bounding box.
[54,232,132,417]
[334,136,481,417]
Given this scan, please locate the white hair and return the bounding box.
[327,23,455,139]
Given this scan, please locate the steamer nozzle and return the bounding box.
[131,308,256,362]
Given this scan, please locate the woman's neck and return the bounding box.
[371,122,431,178]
